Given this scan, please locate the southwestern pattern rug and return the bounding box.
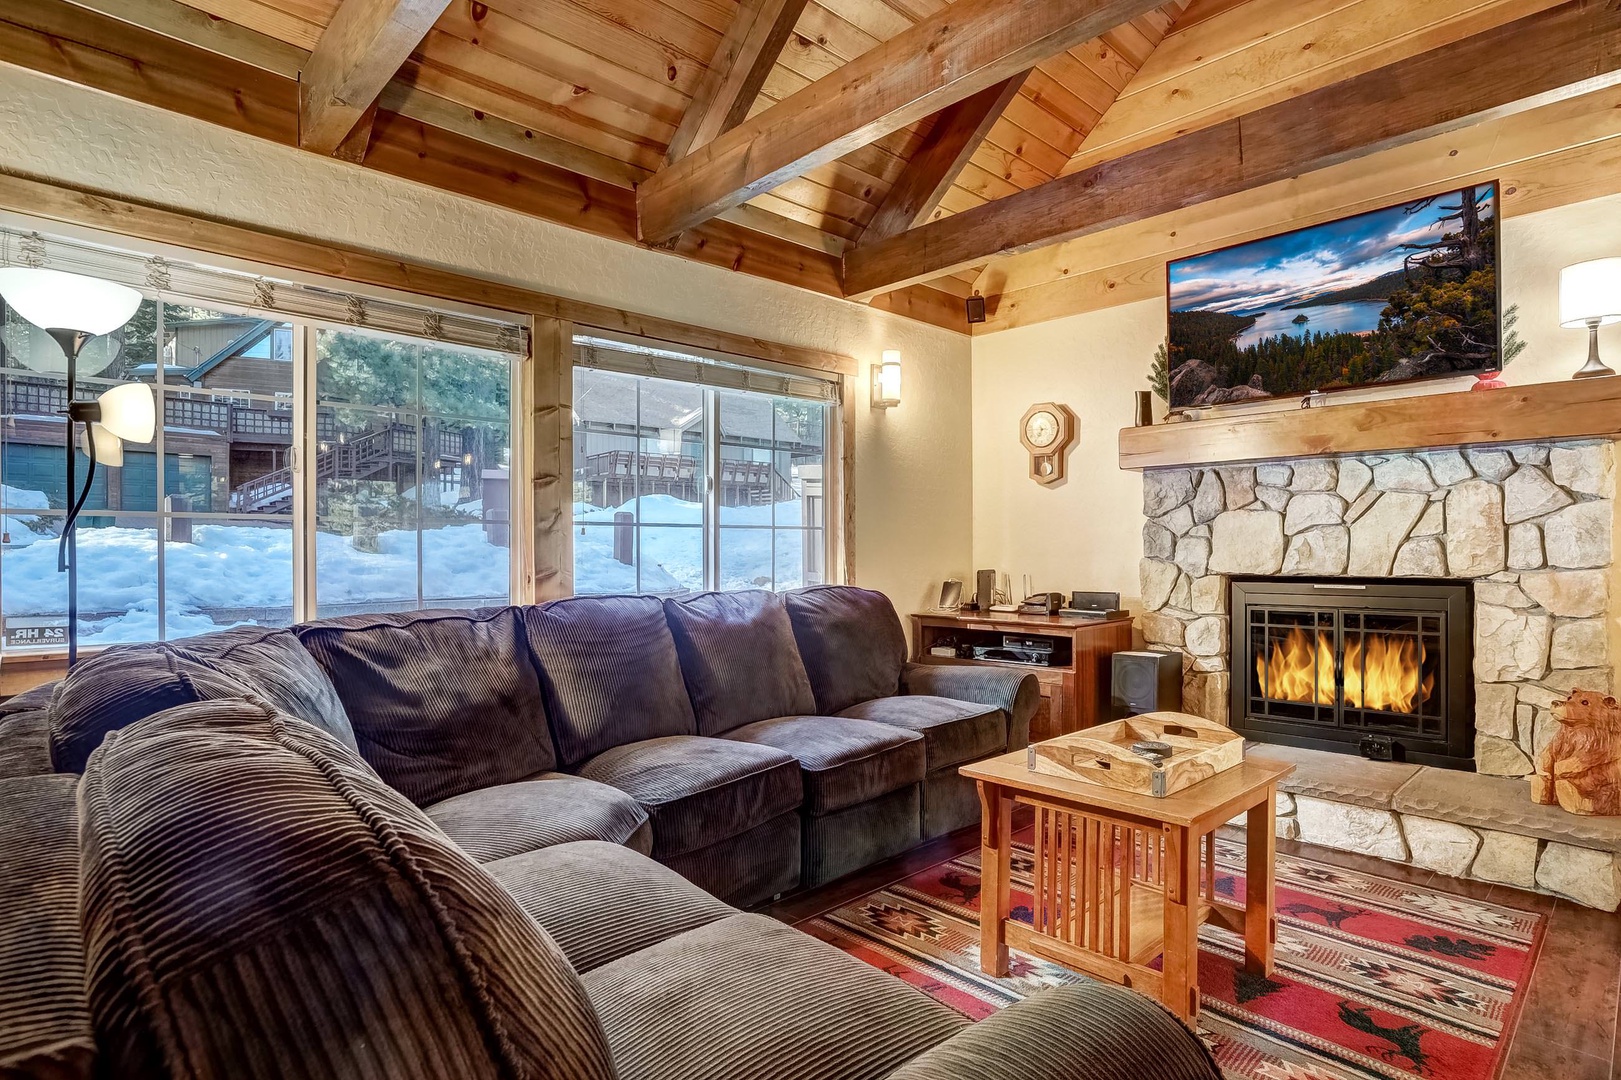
[799,833,1544,1080]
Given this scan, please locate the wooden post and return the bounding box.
[1245,785,1278,975]
[978,781,1011,977]
[613,511,634,566]
[528,315,574,601]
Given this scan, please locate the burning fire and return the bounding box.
[1256,627,1434,714]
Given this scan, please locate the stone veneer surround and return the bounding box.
[1138,440,1615,780]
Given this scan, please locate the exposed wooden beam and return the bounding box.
[666,0,809,164]
[1060,0,1567,178]
[843,0,1621,299]
[969,81,1621,333]
[859,73,1029,245]
[636,0,1172,243]
[298,0,452,156]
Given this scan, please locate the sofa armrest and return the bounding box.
[902,663,1041,751]
[883,985,1219,1080]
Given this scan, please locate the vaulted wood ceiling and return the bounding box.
[3,0,1620,335]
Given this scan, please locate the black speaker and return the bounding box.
[1111,650,1183,717]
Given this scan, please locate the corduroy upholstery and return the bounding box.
[180,625,356,750]
[0,682,56,717]
[724,715,923,815]
[296,607,555,806]
[79,699,617,1080]
[578,735,801,860]
[424,774,652,862]
[803,783,921,888]
[784,586,908,715]
[584,913,968,1080]
[663,590,817,736]
[486,840,735,974]
[47,643,264,773]
[524,596,698,767]
[837,696,1006,772]
[901,663,1041,752]
[662,811,803,906]
[0,709,52,779]
[0,774,93,1080]
[881,986,1222,1080]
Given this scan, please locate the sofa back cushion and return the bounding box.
[296,608,555,806]
[523,596,697,767]
[184,625,355,747]
[783,586,907,715]
[0,774,93,1080]
[79,699,616,1080]
[48,643,263,774]
[663,591,816,736]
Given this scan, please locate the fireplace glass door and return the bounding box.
[1231,580,1471,769]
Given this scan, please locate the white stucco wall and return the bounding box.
[0,64,974,614]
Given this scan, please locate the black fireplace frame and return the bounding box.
[1228,577,1475,770]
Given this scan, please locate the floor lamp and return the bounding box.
[0,268,149,665]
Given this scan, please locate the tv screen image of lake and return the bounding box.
[1233,300,1387,350]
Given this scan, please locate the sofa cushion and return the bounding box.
[784,586,908,715]
[487,840,735,974]
[524,595,698,767]
[583,912,966,1080]
[0,774,93,1080]
[0,681,56,718]
[725,715,924,816]
[424,773,652,862]
[663,590,816,736]
[181,625,355,750]
[838,695,1007,771]
[48,643,257,773]
[578,735,802,860]
[296,607,555,806]
[80,698,615,1080]
[0,710,52,779]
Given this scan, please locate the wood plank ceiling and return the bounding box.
[2,0,1620,335]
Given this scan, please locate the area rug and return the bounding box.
[799,832,1544,1080]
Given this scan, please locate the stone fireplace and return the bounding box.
[1139,441,1614,781]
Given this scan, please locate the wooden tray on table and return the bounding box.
[1030,712,1242,798]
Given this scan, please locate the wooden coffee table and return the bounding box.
[961,748,1295,1023]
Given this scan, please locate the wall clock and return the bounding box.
[1019,402,1075,485]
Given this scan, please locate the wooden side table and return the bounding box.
[962,751,1295,1024]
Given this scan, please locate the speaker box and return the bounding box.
[1111,651,1183,718]
[975,569,996,610]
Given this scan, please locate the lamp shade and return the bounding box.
[1559,258,1621,328]
[96,382,156,443]
[871,350,902,408]
[79,422,125,468]
[0,267,143,336]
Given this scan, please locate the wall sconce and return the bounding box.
[871,350,902,408]
[1560,258,1621,379]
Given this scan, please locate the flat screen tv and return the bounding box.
[1165,181,1500,410]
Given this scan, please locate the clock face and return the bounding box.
[1025,410,1059,449]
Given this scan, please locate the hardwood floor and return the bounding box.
[762,822,1621,1080]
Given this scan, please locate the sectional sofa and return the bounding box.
[0,585,1221,1080]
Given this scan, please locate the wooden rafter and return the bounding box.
[298,0,452,157]
[635,0,1173,243]
[859,73,1029,245]
[842,0,1621,299]
[665,0,809,164]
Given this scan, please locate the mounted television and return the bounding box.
[1165,181,1501,409]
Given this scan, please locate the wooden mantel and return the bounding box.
[1118,378,1621,471]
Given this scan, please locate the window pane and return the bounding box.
[422,341,509,421]
[421,418,511,608]
[314,405,420,615]
[316,330,416,407]
[718,527,774,591]
[163,517,295,638]
[772,399,824,530]
[637,525,702,595]
[0,514,162,649]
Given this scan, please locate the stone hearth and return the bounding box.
[1138,440,1615,782]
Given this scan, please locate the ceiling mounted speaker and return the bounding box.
[966,291,986,325]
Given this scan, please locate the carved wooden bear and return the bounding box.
[1532,690,1621,816]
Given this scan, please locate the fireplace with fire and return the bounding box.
[1229,578,1474,770]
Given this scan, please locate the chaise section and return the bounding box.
[423,773,652,862]
[0,775,93,1080]
[296,607,555,806]
[837,695,1007,839]
[725,714,925,887]
[583,912,968,1080]
[78,699,617,1080]
[487,839,735,973]
[881,985,1221,1080]
[578,735,803,903]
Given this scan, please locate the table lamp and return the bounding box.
[1559,258,1621,380]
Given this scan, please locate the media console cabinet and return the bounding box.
[909,611,1134,740]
